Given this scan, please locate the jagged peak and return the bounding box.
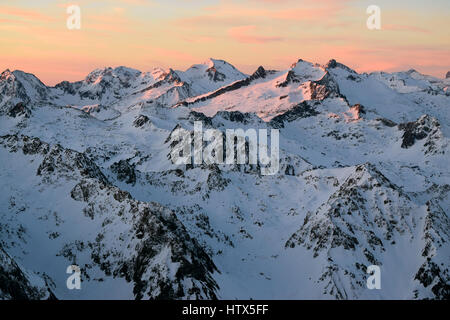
[1,68,12,77]
[405,68,419,75]
[85,66,141,83]
[0,69,48,90]
[289,58,318,70]
[325,59,355,73]
[150,66,167,76]
[163,68,181,81]
[250,66,266,79]
[0,69,15,82]
[398,114,443,152]
[205,58,236,69]
[185,58,243,75]
[289,58,304,69]
[84,67,112,83]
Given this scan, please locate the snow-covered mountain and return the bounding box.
[0,58,448,300]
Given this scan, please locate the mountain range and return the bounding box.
[0,58,449,300]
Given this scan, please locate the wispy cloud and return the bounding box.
[229,25,284,43]
[0,5,55,22]
[383,24,430,34]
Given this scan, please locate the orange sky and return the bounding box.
[1,0,449,85]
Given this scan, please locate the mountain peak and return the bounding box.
[406,68,419,75]
[250,66,266,79]
[84,66,142,85]
[325,59,354,73]
[289,58,305,69]
[85,67,113,83]
[177,58,247,95]
[446,71,450,79]
[113,66,142,76]
[205,58,234,68]
[1,69,13,81]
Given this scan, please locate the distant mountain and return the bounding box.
[0,58,449,299]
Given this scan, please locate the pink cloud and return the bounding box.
[0,5,54,22]
[383,24,430,34]
[183,36,216,44]
[229,25,284,44]
[273,6,344,21]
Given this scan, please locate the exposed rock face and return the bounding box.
[206,66,226,82]
[0,246,54,300]
[54,81,78,95]
[446,71,450,79]
[69,179,219,300]
[206,166,230,192]
[133,115,150,128]
[398,115,443,154]
[276,70,301,88]
[37,145,109,184]
[309,72,341,100]
[348,104,366,120]
[250,66,267,80]
[0,70,49,113]
[110,159,136,185]
[325,59,356,73]
[176,67,268,108]
[286,164,418,298]
[188,111,213,127]
[7,102,31,118]
[0,134,220,300]
[270,102,319,128]
[286,163,412,252]
[413,200,450,299]
[213,111,257,125]
[377,118,397,127]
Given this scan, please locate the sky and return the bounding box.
[0,0,449,86]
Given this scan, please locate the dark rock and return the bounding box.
[398,115,439,149]
[326,59,338,69]
[110,160,136,185]
[206,66,226,82]
[36,144,109,184]
[133,115,150,128]
[189,111,213,127]
[207,166,230,192]
[351,104,366,114]
[325,59,356,73]
[214,111,254,124]
[7,102,31,118]
[270,102,319,128]
[376,118,397,127]
[0,246,53,300]
[276,70,301,88]
[54,81,78,95]
[176,66,269,108]
[250,66,266,80]
[284,164,295,176]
